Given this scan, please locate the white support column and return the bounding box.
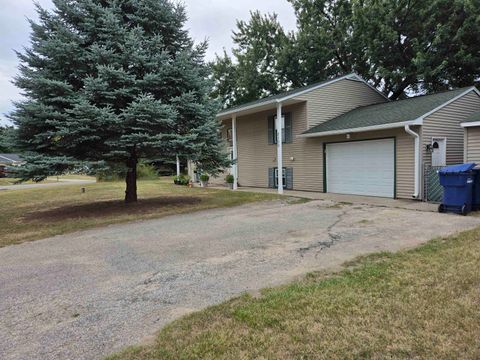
[187,159,194,179]
[232,114,238,190]
[176,155,180,177]
[276,102,284,194]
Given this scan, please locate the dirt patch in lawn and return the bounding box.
[24,196,203,222]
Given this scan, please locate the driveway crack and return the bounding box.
[298,208,348,257]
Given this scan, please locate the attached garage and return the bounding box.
[325,138,395,198]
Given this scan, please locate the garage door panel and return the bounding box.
[326,139,394,198]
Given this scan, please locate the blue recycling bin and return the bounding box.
[472,167,480,211]
[438,163,476,215]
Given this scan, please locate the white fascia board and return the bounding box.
[217,100,277,118]
[298,120,422,138]
[461,121,480,128]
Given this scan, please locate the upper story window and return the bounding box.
[273,115,285,144]
[268,113,292,145]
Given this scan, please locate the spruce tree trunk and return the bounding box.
[125,153,138,203]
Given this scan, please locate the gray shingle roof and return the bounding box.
[0,154,23,163]
[463,111,480,123]
[218,73,357,115]
[303,87,474,135]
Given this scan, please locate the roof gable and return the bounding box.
[217,73,386,118]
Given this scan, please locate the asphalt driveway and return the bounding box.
[1,199,479,360]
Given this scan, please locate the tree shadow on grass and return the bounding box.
[24,196,203,222]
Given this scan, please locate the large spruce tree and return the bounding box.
[10,0,229,202]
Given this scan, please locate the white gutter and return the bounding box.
[404,125,420,199]
[298,120,422,138]
[461,121,480,128]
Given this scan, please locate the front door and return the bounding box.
[431,138,446,167]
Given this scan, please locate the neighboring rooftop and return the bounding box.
[462,111,480,123]
[0,154,23,163]
[303,87,476,135]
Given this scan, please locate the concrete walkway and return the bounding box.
[225,186,439,212]
[0,179,95,191]
[1,199,477,360]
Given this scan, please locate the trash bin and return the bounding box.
[472,166,480,211]
[438,163,476,215]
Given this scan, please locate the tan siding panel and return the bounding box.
[293,79,387,129]
[422,91,480,165]
[466,127,480,163]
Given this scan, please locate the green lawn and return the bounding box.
[107,227,480,360]
[0,178,282,247]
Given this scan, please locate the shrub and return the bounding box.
[173,174,190,186]
[200,174,210,182]
[225,174,234,184]
[136,163,159,180]
[96,163,158,182]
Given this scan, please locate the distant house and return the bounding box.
[0,154,23,178]
[461,111,480,164]
[217,73,480,200]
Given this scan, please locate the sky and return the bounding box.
[0,0,297,126]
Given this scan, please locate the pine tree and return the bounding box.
[10,0,229,202]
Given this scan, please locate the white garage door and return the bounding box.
[326,139,395,198]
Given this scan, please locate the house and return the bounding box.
[0,154,23,178]
[461,111,480,164]
[217,73,480,200]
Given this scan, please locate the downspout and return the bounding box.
[404,125,420,199]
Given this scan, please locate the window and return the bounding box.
[273,115,285,144]
[268,113,292,145]
[269,167,293,190]
[274,167,287,189]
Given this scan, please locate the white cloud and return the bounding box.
[0,0,296,125]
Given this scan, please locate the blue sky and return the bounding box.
[0,0,297,126]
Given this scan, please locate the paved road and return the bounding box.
[1,199,479,360]
[0,179,95,191]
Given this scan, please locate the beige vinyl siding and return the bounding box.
[293,79,387,129]
[422,90,480,166]
[235,101,415,199]
[465,127,480,163]
[236,104,301,188]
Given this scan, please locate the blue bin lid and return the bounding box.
[439,163,476,174]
